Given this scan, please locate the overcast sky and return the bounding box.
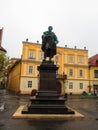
[0,0,98,58]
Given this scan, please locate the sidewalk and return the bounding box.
[0,89,98,130]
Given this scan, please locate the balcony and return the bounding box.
[28,57,36,61]
[56,74,67,80]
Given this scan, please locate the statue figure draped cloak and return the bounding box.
[41,26,58,61]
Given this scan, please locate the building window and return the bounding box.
[69,56,74,63]
[94,70,98,78]
[28,81,32,88]
[69,69,73,77]
[29,51,34,58]
[29,66,33,74]
[69,82,73,89]
[79,83,83,89]
[78,56,83,64]
[55,54,59,62]
[40,52,44,60]
[79,69,83,77]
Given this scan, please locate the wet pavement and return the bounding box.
[0,89,98,130]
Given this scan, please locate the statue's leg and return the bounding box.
[49,50,52,61]
[44,52,46,61]
[44,50,47,61]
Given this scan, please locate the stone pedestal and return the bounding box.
[22,61,74,114]
[37,61,58,98]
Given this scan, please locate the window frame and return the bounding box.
[28,81,32,88]
[69,56,74,63]
[79,69,83,77]
[69,69,73,77]
[94,70,98,78]
[29,51,34,59]
[78,56,83,64]
[28,66,33,74]
[79,83,83,89]
[69,82,73,89]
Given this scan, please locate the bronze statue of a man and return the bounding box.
[41,26,58,61]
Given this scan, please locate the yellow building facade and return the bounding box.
[64,46,89,94]
[8,60,21,92]
[8,41,89,94]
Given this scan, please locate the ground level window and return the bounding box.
[28,81,32,88]
[69,82,73,89]
[79,83,83,89]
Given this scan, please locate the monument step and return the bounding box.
[29,104,66,108]
[36,91,60,98]
[22,106,75,114]
[30,98,66,105]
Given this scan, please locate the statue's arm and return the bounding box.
[54,34,59,44]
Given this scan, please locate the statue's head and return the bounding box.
[48,26,53,32]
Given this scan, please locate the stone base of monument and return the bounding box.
[22,61,75,115]
[13,105,84,119]
[22,92,74,114]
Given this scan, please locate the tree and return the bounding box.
[0,52,9,76]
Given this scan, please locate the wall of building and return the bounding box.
[20,77,38,94]
[66,80,89,94]
[21,42,89,94]
[63,47,89,94]
[89,66,98,93]
[8,42,90,94]
[8,62,21,93]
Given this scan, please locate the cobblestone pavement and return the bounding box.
[0,89,98,130]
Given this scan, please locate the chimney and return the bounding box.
[37,41,39,44]
[74,46,77,49]
[84,46,86,50]
[65,45,67,48]
[26,38,28,42]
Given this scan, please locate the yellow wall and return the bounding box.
[20,77,38,94]
[22,42,42,61]
[21,42,89,94]
[63,47,89,94]
[8,62,21,93]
